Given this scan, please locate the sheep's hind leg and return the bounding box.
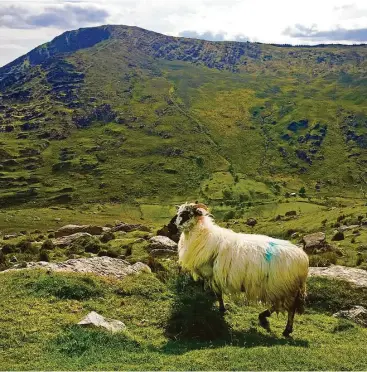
[283,306,296,337]
[258,308,274,332]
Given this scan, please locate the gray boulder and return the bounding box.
[111,223,150,233]
[53,232,92,247]
[302,232,329,253]
[333,306,367,327]
[148,236,177,252]
[78,311,126,333]
[3,234,18,240]
[55,224,104,237]
[309,265,367,288]
[150,249,177,257]
[2,256,151,279]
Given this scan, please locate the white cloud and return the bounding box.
[0,0,367,67]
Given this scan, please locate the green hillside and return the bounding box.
[1,25,366,211]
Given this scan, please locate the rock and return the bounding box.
[55,224,104,237]
[3,234,18,240]
[302,232,327,253]
[289,192,297,197]
[331,231,345,241]
[309,265,367,288]
[78,311,126,333]
[1,256,151,278]
[10,256,17,263]
[150,249,177,257]
[148,236,178,252]
[246,218,257,228]
[99,231,115,243]
[53,232,92,247]
[111,223,150,233]
[338,225,359,232]
[333,306,367,327]
[285,210,297,217]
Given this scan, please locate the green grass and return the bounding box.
[1,269,367,370]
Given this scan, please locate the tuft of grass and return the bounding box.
[52,325,140,357]
[307,277,367,313]
[27,273,104,300]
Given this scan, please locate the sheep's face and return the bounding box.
[175,203,208,232]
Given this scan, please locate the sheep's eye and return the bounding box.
[179,211,191,224]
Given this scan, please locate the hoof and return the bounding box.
[219,306,227,313]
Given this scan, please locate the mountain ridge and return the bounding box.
[0,24,366,209]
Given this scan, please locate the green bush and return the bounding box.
[42,239,54,250]
[39,249,50,262]
[69,236,102,254]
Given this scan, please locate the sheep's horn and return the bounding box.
[194,203,208,211]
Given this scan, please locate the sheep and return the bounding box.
[174,202,309,337]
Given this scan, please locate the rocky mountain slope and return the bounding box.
[1,25,367,209]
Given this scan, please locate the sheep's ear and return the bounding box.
[194,203,208,211]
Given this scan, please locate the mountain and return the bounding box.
[1,25,367,208]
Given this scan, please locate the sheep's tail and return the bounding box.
[295,282,307,315]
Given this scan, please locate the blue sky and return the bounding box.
[1,0,367,67]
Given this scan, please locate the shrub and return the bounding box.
[223,210,235,222]
[39,249,50,262]
[308,252,338,267]
[1,244,17,254]
[16,239,33,253]
[69,236,102,254]
[42,239,55,250]
[99,231,115,243]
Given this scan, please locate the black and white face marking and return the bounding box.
[175,203,204,231]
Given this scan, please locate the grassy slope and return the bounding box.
[1,269,367,370]
[0,29,366,210]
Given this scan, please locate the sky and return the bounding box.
[1,0,367,67]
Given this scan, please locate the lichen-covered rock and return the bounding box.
[78,311,126,333]
[309,265,367,288]
[148,236,177,252]
[333,306,367,327]
[52,232,92,247]
[150,249,177,257]
[111,223,150,233]
[55,224,103,237]
[2,256,151,278]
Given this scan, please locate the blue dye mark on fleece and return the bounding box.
[265,241,278,262]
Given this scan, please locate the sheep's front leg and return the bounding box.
[216,292,226,313]
[259,308,274,332]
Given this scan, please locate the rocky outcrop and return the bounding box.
[302,232,329,253]
[78,311,126,333]
[53,232,92,247]
[55,224,104,237]
[148,236,178,252]
[333,306,367,327]
[309,265,367,288]
[111,223,150,233]
[2,256,151,279]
